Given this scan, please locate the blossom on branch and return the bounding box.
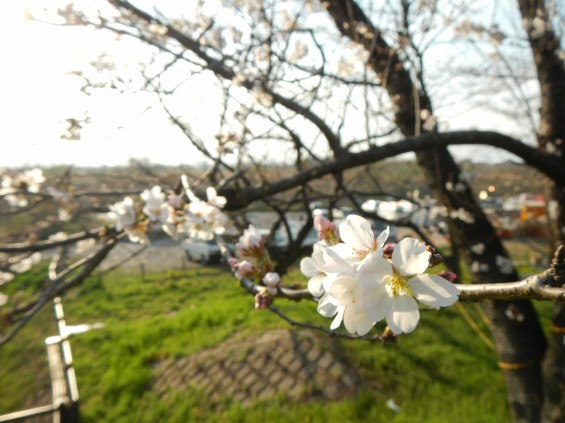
[301,215,459,336]
[0,168,46,207]
[141,186,170,223]
[107,196,149,244]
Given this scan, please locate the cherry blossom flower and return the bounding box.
[141,186,168,223]
[0,293,8,307]
[1,168,46,207]
[108,196,136,232]
[183,199,227,240]
[357,237,459,334]
[329,215,389,265]
[235,224,263,254]
[308,214,458,335]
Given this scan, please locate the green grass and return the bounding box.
[1,265,554,422]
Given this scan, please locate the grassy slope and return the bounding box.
[0,265,554,422]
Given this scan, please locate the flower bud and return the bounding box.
[254,291,272,309]
[438,270,458,283]
[383,242,396,257]
[314,215,332,232]
[263,272,281,295]
[238,260,255,277]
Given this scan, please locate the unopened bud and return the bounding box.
[254,291,272,310]
[314,215,332,232]
[438,270,458,283]
[238,260,255,277]
[383,242,396,257]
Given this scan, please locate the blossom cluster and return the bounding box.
[301,215,459,335]
[0,168,46,207]
[228,224,281,310]
[107,176,228,245]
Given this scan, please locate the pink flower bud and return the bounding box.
[238,260,255,277]
[314,215,332,232]
[263,272,281,295]
[438,270,458,283]
[228,257,240,268]
[262,272,281,287]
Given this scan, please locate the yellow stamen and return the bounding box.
[386,269,412,297]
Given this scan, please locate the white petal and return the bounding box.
[307,275,326,297]
[343,308,375,336]
[322,273,341,292]
[327,276,356,305]
[387,296,420,334]
[322,245,356,276]
[317,293,338,317]
[364,288,389,323]
[375,226,390,251]
[339,215,374,252]
[300,257,318,278]
[330,305,346,330]
[357,252,393,287]
[311,243,326,269]
[392,238,430,276]
[410,274,459,307]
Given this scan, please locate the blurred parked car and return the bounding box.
[182,239,223,264]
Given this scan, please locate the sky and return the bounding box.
[1,1,219,168]
[0,1,543,169]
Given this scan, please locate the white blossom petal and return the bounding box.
[307,274,325,297]
[322,245,356,276]
[343,308,374,336]
[410,274,459,307]
[339,215,375,252]
[327,276,357,305]
[300,257,318,278]
[364,288,389,323]
[375,226,390,252]
[330,305,346,330]
[318,293,338,317]
[357,251,392,287]
[387,296,420,334]
[392,237,430,276]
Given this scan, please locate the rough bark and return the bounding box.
[516,1,565,421]
[324,1,547,420]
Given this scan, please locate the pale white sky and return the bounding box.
[1,1,221,168]
[0,1,540,169]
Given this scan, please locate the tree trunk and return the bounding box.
[516,1,565,421]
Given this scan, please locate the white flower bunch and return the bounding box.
[108,196,149,244]
[180,179,228,241]
[106,177,229,245]
[301,215,459,336]
[0,168,46,207]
